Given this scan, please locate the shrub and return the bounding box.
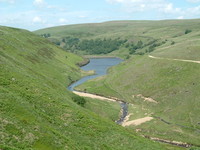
[72,95,86,107]
[185,29,192,34]
[171,41,175,45]
[41,33,51,38]
[129,47,136,54]
[125,55,130,59]
[136,52,144,55]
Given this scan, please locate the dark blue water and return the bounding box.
[68,57,123,91]
[116,102,128,124]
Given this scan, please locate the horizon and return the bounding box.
[0,0,200,31]
[2,18,200,32]
[34,18,200,31]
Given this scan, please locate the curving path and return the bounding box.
[122,116,153,127]
[73,91,128,125]
[149,55,200,64]
[73,91,154,126]
[73,91,118,102]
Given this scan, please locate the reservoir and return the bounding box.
[67,57,127,125]
[68,57,123,91]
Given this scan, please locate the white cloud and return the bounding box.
[0,0,15,3]
[79,15,87,18]
[177,16,184,19]
[33,16,45,23]
[187,0,200,3]
[59,18,68,24]
[106,0,189,18]
[186,5,200,15]
[33,0,67,13]
[107,0,166,5]
[106,0,176,12]
[161,3,182,14]
[162,3,173,13]
[160,5,200,19]
[106,0,200,20]
[33,0,46,7]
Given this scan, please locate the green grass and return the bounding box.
[77,54,200,146]
[84,97,121,121]
[35,19,200,40]
[0,26,166,149]
[38,19,200,148]
[152,39,200,60]
[34,19,200,58]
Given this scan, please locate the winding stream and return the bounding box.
[67,58,197,148]
[68,57,128,124]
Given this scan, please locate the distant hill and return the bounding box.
[34,19,200,58]
[0,26,165,149]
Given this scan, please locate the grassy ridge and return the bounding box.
[0,26,165,149]
[34,19,200,58]
[35,19,200,40]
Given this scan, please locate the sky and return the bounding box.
[0,0,200,31]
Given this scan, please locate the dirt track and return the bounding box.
[73,91,118,102]
[149,55,200,64]
[122,116,153,126]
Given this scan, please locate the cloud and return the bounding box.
[161,5,200,19]
[0,0,15,4]
[106,0,192,18]
[106,0,200,20]
[187,0,200,3]
[33,16,45,23]
[161,3,182,14]
[59,18,68,24]
[186,5,200,15]
[33,0,67,13]
[106,0,176,13]
[33,0,46,7]
[79,15,87,18]
[177,16,184,19]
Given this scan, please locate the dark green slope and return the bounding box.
[0,26,165,149]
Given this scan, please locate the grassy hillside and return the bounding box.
[0,26,167,149]
[72,20,200,147]
[84,97,121,121]
[34,19,200,148]
[76,55,200,144]
[34,19,200,58]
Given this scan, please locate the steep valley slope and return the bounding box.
[34,19,200,149]
[0,26,168,149]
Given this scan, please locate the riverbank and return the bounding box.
[84,55,117,58]
[73,91,128,125]
[76,57,90,67]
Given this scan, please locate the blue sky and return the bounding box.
[0,0,200,31]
